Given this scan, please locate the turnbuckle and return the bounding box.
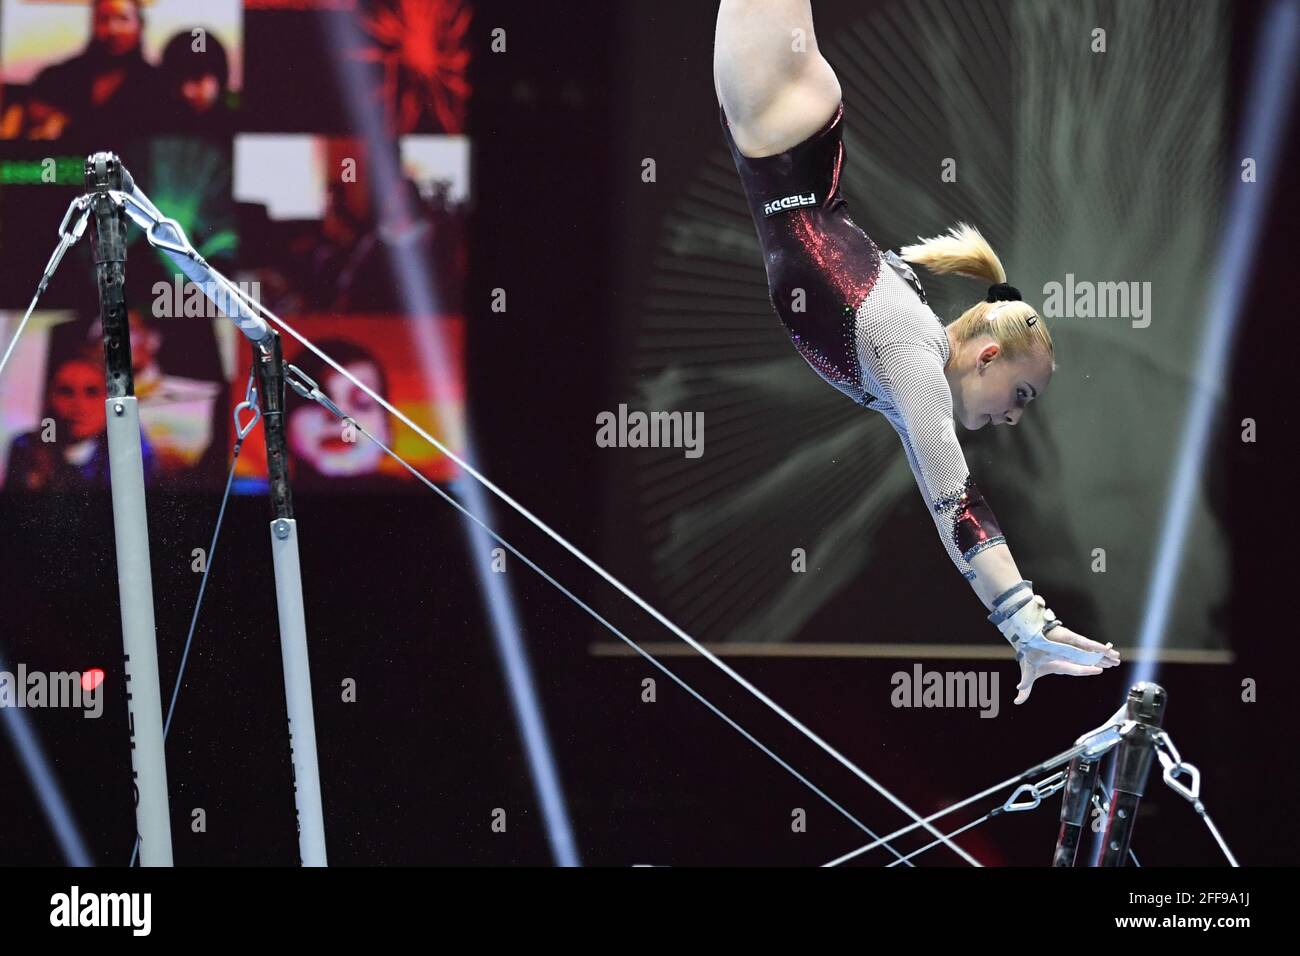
[998,770,1068,813]
[285,362,345,420]
[38,194,94,294]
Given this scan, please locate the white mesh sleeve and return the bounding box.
[875,342,1006,580]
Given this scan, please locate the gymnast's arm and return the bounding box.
[713,0,843,157]
[879,349,1023,606]
[896,424,1026,609]
[966,542,1028,610]
[882,342,1118,697]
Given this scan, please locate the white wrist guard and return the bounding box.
[987,581,1104,666]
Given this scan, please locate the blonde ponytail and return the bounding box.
[900,222,1054,366]
[899,222,1005,284]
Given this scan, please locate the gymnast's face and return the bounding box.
[953,341,1052,430]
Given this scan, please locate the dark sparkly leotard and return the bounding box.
[721,102,1005,580]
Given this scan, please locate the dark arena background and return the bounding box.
[0,0,1296,916]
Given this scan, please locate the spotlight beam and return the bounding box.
[0,650,93,866]
[1131,0,1300,683]
[319,8,580,866]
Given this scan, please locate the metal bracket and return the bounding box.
[1074,703,1135,758]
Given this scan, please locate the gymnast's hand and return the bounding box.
[1013,626,1120,705]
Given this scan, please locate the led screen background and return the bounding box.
[0,0,470,493]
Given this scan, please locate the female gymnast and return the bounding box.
[714,0,1120,703]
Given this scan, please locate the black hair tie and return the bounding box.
[986,283,1022,302]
